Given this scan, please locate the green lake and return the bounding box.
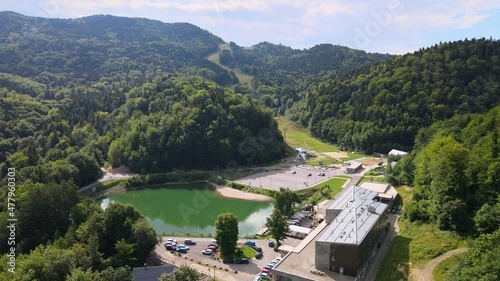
[101,183,273,236]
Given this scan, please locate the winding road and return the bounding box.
[412,248,468,281]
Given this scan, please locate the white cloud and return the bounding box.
[30,0,500,54]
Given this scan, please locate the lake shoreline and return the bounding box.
[214,185,273,202]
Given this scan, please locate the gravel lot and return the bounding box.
[234,165,345,191]
[158,237,284,277]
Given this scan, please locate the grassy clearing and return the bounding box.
[238,246,256,259]
[277,117,339,153]
[375,186,467,281]
[207,43,253,86]
[277,117,367,163]
[433,252,465,281]
[359,176,387,184]
[294,177,347,204]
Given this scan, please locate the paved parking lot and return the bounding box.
[157,237,284,278]
[234,165,346,191]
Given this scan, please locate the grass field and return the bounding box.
[277,117,365,161]
[375,186,468,281]
[294,177,348,204]
[432,252,465,281]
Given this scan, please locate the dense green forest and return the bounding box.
[219,42,392,115]
[0,182,156,280]
[386,106,500,279]
[388,106,500,233]
[1,11,500,280]
[0,11,238,94]
[294,39,500,153]
[108,75,286,173]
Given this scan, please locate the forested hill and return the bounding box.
[222,42,391,76]
[294,38,500,153]
[0,11,238,90]
[218,41,392,114]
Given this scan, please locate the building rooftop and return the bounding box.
[347,161,363,169]
[319,186,388,245]
[272,221,356,281]
[359,181,398,200]
[388,149,408,156]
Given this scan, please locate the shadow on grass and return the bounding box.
[375,236,412,281]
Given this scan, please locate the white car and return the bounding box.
[202,249,213,255]
[178,244,189,250]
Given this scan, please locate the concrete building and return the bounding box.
[317,186,389,278]
[345,162,362,174]
[358,181,398,209]
[273,185,393,281]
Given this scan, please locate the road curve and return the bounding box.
[412,248,468,281]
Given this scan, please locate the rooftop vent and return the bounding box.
[367,205,377,213]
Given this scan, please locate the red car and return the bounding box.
[207,245,217,251]
[261,268,273,276]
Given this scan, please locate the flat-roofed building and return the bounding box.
[345,162,362,174]
[316,186,389,277]
[359,181,399,209]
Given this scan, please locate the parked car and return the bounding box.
[260,268,273,276]
[252,246,262,252]
[165,244,176,251]
[292,171,296,174]
[208,243,218,248]
[222,258,235,264]
[235,258,249,264]
[259,273,271,280]
[176,247,188,253]
[184,239,196,245]
[177,245,189,250]
[264,265,273,270]
[244,240,256,246]
[202,249,213,255]
[252,276,262,281]
[255,252,263,259]
[207,245,218,251]
[268,240,275,247]
[307,173,312,176]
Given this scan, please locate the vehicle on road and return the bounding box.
[165,244,176,251]
[184,239,196,245]
[259,272,271,280]
[244,240,256,246]
[261,268,273,276]
[222,258,235,264]
[176,247,188,253]
[202,249,213,255]
[252,245,262,252]
[235,258,249,264]
[207,245,218,251]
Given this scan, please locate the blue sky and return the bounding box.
[2,0,500,54]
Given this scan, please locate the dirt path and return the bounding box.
[411,248,468,281]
